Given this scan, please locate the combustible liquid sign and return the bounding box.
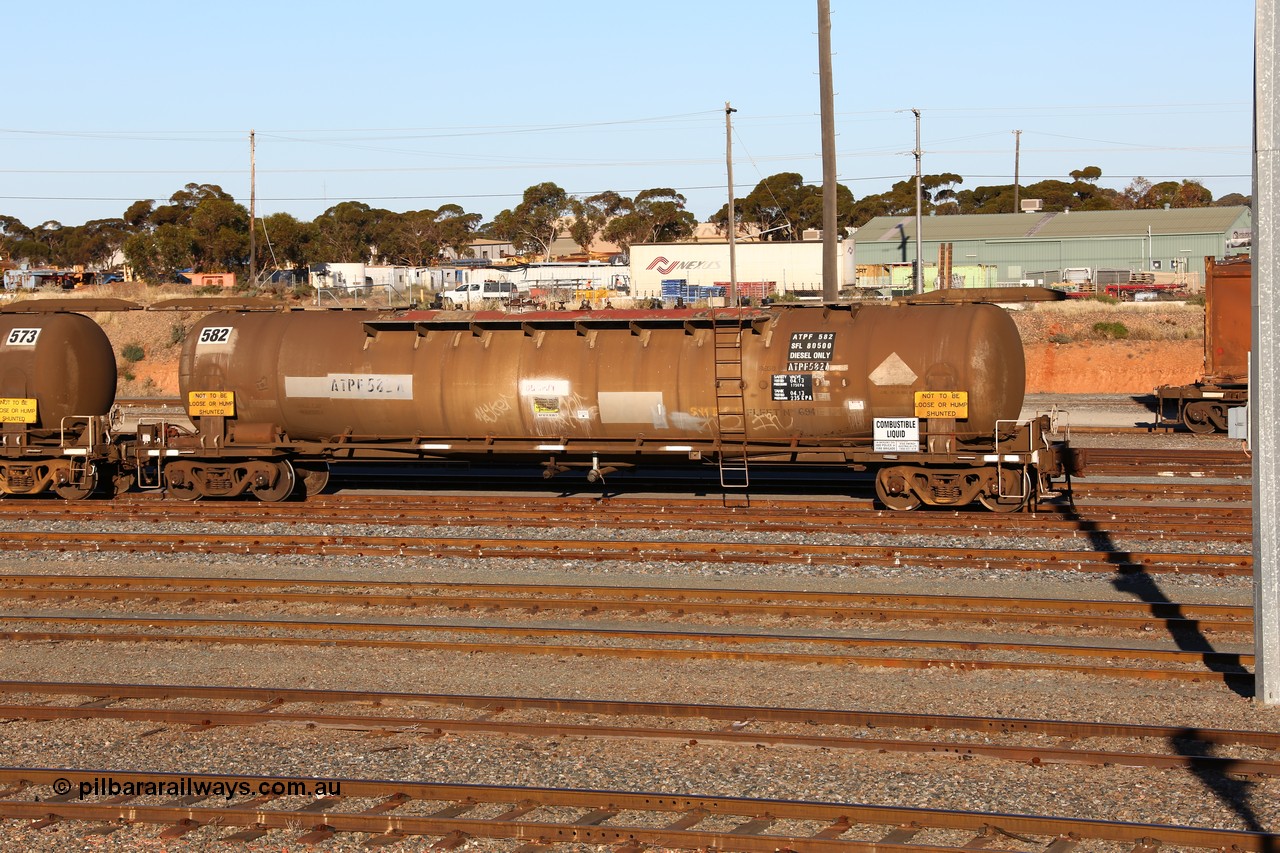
[188,391,235,417]
[873,417,919,452]
[914,390,968,418]
[0,397,37,424]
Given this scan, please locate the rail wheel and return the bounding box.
[250,459,297,502]
[297,464,330,497]
[1182,401,1219,434]
[163,463,201,501]
[978,467,1031,513]
[53,467,98,501]
[1209,407,1231,432]
[166,479,201,501]
[112,467,134,497]
[874,467,922,512]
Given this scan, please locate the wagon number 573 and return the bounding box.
[198,327,233,345]
[5,328,40,346]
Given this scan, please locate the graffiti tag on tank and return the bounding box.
[748,408,797,433]
[475,394,514,424]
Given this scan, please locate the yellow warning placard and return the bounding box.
[914,390,968,419]
[0,397,37,424]
[188,390,235,417]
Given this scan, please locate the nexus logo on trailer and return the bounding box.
[646,257,723,276]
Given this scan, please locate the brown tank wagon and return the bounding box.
[1155,255,1251,434]
[0,309,118,498]
[160,303,1070,511]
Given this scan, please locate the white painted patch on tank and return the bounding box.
[598,391,668,427]
[520,379,570,396]
[284,374,413,399]
[667,411,710,431]
[869,353,919,386]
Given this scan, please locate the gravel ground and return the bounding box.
[0,415,1271,852]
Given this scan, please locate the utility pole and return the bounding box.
[913,108,923,295]
[725,102,738,306]
[1013,129,1022,213]
[249,129,257,287]
[818,0,838,301]
[1253,0,1279,705]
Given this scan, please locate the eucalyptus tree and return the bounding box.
[312,201,387,263]
[600,188,696,252]
[377,205,482,266]
[488,182,573,261]
[122,183,250,279]
[568,191,629,256]
[0,215,49,265]
[258,212,315,269]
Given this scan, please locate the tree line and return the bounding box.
[0,168,1249,282]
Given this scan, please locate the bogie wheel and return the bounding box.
[166,479,201,501]
[112,468,134,497]
[1182,401,1219,435]
[297,464,331,497]
[251,460,297,503]
[54,467,98,501]
[874,467,922,512]
[164,465,202,501]
[978,468,1031,513]
[1209,406,1231,432]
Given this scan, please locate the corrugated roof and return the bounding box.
[854,207,1249,242]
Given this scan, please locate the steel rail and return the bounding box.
[0,698,1275,776]
[0,486,1254,520]
[0,487,1253,523]
[0,612,1255,666]
[0,499,1252,543]
[0,531,1252,575]
[0,618,1254,684]
[1072,481,1250,502]
[237,491,1259,519]
[4,679,1276,749]
[0,574,1253,634]
[0,768,1273,852]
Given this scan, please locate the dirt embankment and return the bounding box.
[13,287,1207,397]
[1009,301,1204,394]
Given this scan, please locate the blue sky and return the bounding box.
[1,1,1255,229]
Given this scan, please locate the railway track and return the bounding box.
[0,528,1251,575]
[0,438,1266,848]
[3,680,1277,775]
[0,573,1255,635]
[0,491,1255,541]
[0,611,1253,684]
[3,767,1274,852]
[1070,447,1251,478]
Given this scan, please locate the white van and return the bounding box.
[438,280,518,308]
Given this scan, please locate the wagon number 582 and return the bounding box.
[198,327,233,345]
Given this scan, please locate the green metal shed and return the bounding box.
[851,206,1250,292]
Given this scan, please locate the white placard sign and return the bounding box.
[873,417,919,452]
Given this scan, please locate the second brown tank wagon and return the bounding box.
[158,303,1070,511]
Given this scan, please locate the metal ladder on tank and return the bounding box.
[713,309,750,488]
